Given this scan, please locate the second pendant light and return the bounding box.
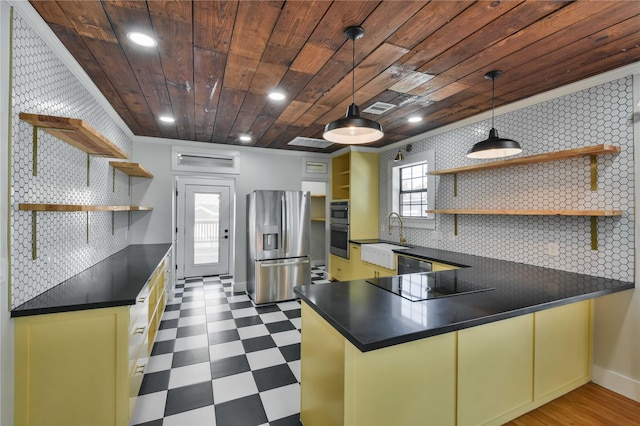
[467,70,522,159]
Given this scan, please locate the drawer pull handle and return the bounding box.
[134,365,146,375]
[137,297,146,303]
[134,327,145,335]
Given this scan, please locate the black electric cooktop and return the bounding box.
[367,272,494,302]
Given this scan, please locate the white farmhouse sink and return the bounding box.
[361,243,409,270]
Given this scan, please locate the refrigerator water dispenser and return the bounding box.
[263,233,278,250]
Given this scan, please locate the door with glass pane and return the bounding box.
[178,181,232,278]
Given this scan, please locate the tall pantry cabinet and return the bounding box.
[330,150,378,280]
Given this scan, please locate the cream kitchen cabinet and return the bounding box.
[14,252,168,426]
[300,299,592,426]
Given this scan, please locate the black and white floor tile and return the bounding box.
[130,266,328,426]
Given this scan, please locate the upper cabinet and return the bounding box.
[331,151,379,239]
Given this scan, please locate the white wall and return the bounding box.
[132,138,329,289]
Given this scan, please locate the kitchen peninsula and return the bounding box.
[294,247,635,426]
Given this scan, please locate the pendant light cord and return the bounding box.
[491,74,495,129]
[351,35,355,105]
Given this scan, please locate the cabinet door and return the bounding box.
[348,244,374,280]
[457,314,534,425]
[14,307,130,426]
[301,303,345,426]
[534,300,591,399]
[344,331,456,426]
[349,152,379,239]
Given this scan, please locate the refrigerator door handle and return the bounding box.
[281,194,288,254]
[260,258,310,268]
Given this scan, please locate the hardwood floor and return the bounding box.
[506,382,640,425]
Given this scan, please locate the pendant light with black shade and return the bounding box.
[323,26,384,144]
[467,70,522,159]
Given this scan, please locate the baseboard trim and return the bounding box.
[592,365,640,402]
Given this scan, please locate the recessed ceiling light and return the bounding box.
[238,134,252,143]
[127,32,157,47]
[268,91,286,101]
[408,116,423,123]
[159,115,174,123]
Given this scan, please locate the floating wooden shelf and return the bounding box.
[427,209,621,250]
[428,144,620,175]
[311,217,326,222]
[20,112,129,183]
[109,162,154,194]
[109,162,153,178]
[19,113,128,159]
[20,204,152,259]
[311,194,326,198]
[19,204,152,212]
[426,209,621,217]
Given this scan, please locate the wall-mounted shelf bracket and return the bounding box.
[453,174,458,197]
[31,211,37,259]
[87,154,91,187]
[454,213,458,236]
[591,216,598,250]
[32,127,38,176]
[590,155,597,191]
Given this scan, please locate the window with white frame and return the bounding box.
[387,149,436,229]
[399,162,429,217]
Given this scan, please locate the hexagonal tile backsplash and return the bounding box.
[10,12,133,308]
[380,76,634,282]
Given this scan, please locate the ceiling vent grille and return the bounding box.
[363,102,396,115]
[288,137,333,149]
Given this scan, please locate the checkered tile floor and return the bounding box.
[130,266,327,426]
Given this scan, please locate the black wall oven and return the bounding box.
[329,201,349,258]
[329,223,349,259]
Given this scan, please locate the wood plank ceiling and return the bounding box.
[29,0,640,153]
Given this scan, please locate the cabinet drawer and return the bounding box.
[129,284,151,372]
[330,254,349,281]
[129,284,150,332]
[129,352,149,417]
[128,316,149,372]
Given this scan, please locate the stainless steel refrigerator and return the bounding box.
[247,190,311,304]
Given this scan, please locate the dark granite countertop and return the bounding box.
[11,244,172,317]
[295,246,635,352]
